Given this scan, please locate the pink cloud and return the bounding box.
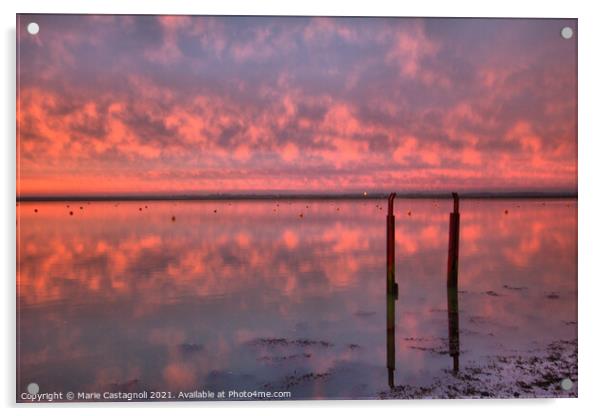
[16,16,577,195]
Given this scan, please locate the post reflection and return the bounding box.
[447,283,460,373]
[387,292,395,388]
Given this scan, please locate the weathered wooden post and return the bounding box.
[387,192,398,298]
[447,192,460,287]
[447,192,460,373]
[386,192,397,387]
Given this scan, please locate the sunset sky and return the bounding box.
[16,15,577,196]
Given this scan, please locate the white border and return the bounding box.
[2,1,602,415]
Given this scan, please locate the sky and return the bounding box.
[16,15,577,196]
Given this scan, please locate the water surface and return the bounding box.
[16,198,577,400]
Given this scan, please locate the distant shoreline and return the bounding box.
[16,191,578,202]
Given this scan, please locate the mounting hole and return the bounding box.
[27,382,39,394]
[27,22,40,35]
[560,26,573,40]
[561,378,573,391]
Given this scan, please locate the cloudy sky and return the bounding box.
[17,15,577,196]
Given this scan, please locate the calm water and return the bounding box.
[16,199,577,400]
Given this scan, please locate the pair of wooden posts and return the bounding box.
[386,192,460,388]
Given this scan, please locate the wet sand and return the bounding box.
[380,339,577,399]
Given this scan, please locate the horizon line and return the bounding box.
[16,190,578,202]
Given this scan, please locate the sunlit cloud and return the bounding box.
[17,16,577,195]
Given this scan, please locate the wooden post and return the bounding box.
[447,192,460,373]
[387,192,397,298]
[386,192,397,387]
[447,192,460,288]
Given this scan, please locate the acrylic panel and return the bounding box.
[16,15,577,402]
